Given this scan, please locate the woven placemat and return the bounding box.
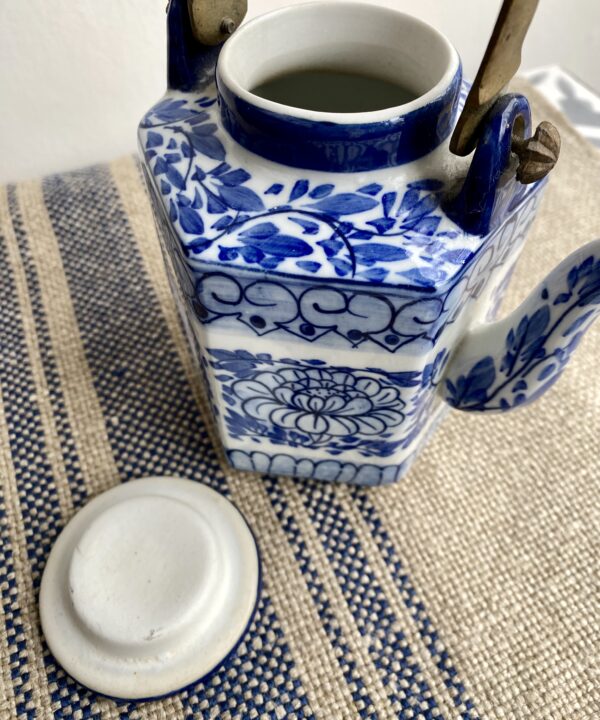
[0,80,598,720]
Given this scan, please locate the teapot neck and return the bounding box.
[215,2,462,173]
[216,70,462,173]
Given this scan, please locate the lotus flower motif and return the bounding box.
[232,368,405,441]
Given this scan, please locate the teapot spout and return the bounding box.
[442,240,600,412]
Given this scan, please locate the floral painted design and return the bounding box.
[205,348,449,459]
[445,252,600,411]
[233,368,405,442]
[139,93,486,289]
[145,184,541,354]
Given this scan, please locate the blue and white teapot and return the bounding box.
[139,0,600,485]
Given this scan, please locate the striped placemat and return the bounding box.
[0,80,598,719]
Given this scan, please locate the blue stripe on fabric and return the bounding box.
[351,488,481,719]
[0,521,33,719]
[1,188,62,583]
[296,479,442,719]
[0,202,36,720]
[181,595,314,719]
[1,190,102,719]
[7,187,88,510]
[41,165,314,717]
[41,168,223,491]
[264,476,379,719]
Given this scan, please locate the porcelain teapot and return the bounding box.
[139,0,600,485]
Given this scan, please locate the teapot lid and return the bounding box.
[39,476,260,700]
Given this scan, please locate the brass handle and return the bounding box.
[450,0,560,183]
[512,121,561,184]
[187,0,247,46]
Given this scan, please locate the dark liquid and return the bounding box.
[251,68,418,113]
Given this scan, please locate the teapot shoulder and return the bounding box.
[139,89,545,295]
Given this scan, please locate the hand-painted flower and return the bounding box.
[232,367,405,438]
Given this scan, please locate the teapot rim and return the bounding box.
[217,0,461,126]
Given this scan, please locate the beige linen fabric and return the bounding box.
[0,81,598,719]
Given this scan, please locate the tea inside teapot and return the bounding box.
[250,67,418,113]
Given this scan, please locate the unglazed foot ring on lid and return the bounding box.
[39,476,260,700]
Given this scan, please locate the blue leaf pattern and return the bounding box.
[265,183,283,195]
[446,255,600,411]
[309,193,379,216]
[240,234,312,258]
[146,131,163,148]
[290,180,309,201]
[354,244,408,263]
[140,93,499,285]
[189,131,226,161]
[219,169,251,186]
[308,184,335,199]
[218,185,265,212]
[178,205,205,234]
[446,356,496,407]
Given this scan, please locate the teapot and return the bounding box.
[139,0,600,485]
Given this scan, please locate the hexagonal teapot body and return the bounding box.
[139,0,548,484]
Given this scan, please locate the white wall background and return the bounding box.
[1,0,599,183]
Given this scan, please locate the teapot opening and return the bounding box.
[218,1,459,122]
[215,2,461,170]
[250,67,419,114]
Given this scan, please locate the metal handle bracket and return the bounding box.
[450,0,560,184]
[187,0,247,46]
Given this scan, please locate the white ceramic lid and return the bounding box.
[40,476,260,700]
